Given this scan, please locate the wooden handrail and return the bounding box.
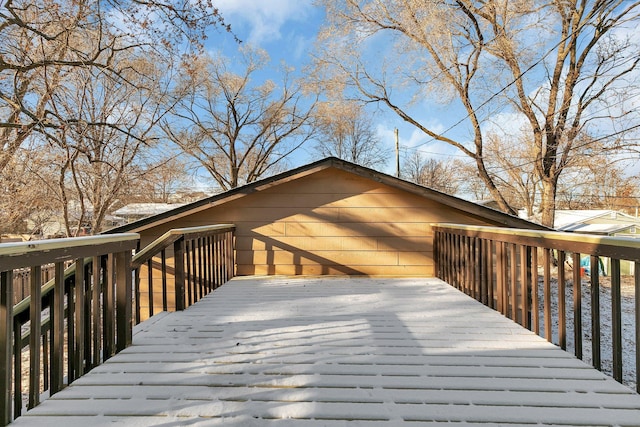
[132,224,235,320]
[434,223,640,260]
[132,224,235,269]
[432,223,640,393]
[2,225,236,426]
[1,233,139,425]
[0,234,140,269]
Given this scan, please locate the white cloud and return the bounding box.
[216,0,315,45]
[482,111,529,138]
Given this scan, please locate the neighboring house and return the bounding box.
[26,215,66,238]
[472,199,502,210]
[112,203,187,224]
[553,209,640,275]
[109,157,546,277]
[554,209,640,238]
[26,204,122,237]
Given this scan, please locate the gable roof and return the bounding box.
[563,223,638,234]
[113,203,188,217]
[105,157,547,234]
[554,209,640,230]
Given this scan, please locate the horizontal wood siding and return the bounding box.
[139,168,489,277]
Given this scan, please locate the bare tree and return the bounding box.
[162,47,318,191]
[136,155,195,203]
[481,132,542,218]
[401,151,461,194]
[0,145,59,235]
[315,0,640,227]
[556,150,640,214]
[0,0,231,172]
[311,101,389,168]
[36,51,176,235]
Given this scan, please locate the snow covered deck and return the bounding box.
[13,276,640,426]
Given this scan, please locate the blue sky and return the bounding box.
[208,2,640,178]
[208,1,462,174]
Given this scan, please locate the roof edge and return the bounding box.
[104,157,547,234]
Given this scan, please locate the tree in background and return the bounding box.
[556,150,640,213]
[480,132,542,219]
[401,151,461,194]
[0,146,58,235]
[0,0,230,173]
[137,155,196,204]
[162,47,317,191]
[460,129,640,219]
[23,50,177,235]
[311,101,388,169]
[0,0,232,235]
[315,0,640,227]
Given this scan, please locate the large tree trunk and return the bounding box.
[539,179,558,228]
[472,156,516,215]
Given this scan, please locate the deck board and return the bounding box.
[13,276,640,426]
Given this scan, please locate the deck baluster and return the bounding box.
[510,243,517,322]
[161,249,168,311]
[591,255,601,370]
[519,245,529,328]
[543,249,552,342]
[174,238,186,311]
[51,263,64,394]
[635,261,640,393]
[572,252,583,359]
[611,258,622,382]
[0,271,12,425]
[558,251,566,350]
[28,266,42,409]
[73,259,85,379]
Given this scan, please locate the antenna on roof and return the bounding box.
[395,128,400,178]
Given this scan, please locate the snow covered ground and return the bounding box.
[534,272,637,391]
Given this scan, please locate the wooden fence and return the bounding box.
[10,264,73,305]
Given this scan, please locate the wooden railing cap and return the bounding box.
[0,233,140,257]
[131,224,235,269]
[431,223,640,249]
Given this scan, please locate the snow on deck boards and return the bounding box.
[13,276,640,426]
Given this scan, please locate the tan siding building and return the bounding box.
[115,158,543,281]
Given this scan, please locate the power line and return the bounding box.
[405,6,640,156]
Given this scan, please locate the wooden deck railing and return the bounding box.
[0,234,139,425]
[0,224,235,425]
[433,223,640,392]
[131,224,235,322]
[10,264,71,305]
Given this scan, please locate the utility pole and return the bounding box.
[395,128,399,178]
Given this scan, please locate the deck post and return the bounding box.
[28,266,42,409]
[174,237,186,311]
[0,271,13,425]
[116,250,133,352]
[74,258,85,378]
[50,262,65,394]
[572,252,582,359]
